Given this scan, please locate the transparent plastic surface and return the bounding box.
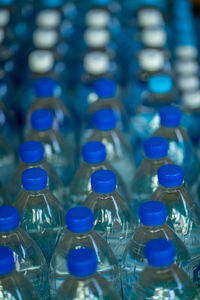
[84,190,136,260]
[14,188,65,263]
[0,227,48,298]
[122,222,190,299]
[53,272,120,300]
[130,156,172,220]
[49,228,119,297]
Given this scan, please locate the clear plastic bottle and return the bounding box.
[0,246,41,299]
[71,51,118,120]
[130,239,200,300]
[27,109,74,187]
[14,167,65,263]
[130,136,172,220]
[82,78,130,143]
[26,77,75,148]
[122,201,190,299]
[130,74,174,166]
[83,169,136,260]
[7,140,66,208]
[152,164,200,287]
[53,247,120,300]
[88,108,135,190]
[0,205,48,298]
[153,105,199,186]
[69,141,128,207]
[49,206,120,297]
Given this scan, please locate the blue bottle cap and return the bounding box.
[66,207,93,233]
[94,78,117,99]
[31,109,54,131]
[0,246,15,276]
[82,141,106,164]
[67,248,97,277]
[22,167,47,191]
[20,141,44,164]
[0,206,19,231]
[91,169,116,194]
[94,108,117,131]
[158,164,184,187]
[159,106,182,127]
[144,137,168,159]
[148,75,172,94]
[145,239,175,267]
[34,78,56,98]
[139,201,167,226]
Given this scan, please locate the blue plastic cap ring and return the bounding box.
[67,248,97,277]
[158,164,184,187]
[20,141,44,164]
[0,246,15,275]
[22,167,48,191]
[160,106,182,127]
[94,78,117,99]
[148,75,172,94]
[34,78,56,98]
[145,239,175,267]
[41,0,64,7]
[31,109,54,131]
[94,108,117,131]
[144,137,168,159]
[82,141,106,164]
[139,201,167,226]
[91,169,116,194]
[0,206,19,231]
[66,207,94,233]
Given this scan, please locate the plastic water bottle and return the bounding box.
[69,141,128,207]
[130,74,174,166]
[141,26,168,53]
[53,247,120,299]
[88,108,135,190]
[84,169,136,260]
[0,205,48,298]
[14,167,65,263]
[71,51,117,120]
[26,78,75,147]
[153,164,200,287]
[27,109,74,187]
[153,105,199,186]
[7,141,66,207]
[130,136,172,220]
[129,239,199,300]
[121,201,190,299]
[0,246,41,299]
[125,49,168,114]
[49,206,120,297]
[83,77,130,141]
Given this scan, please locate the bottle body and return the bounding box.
[130,156,171,220]
[153,125,198,186]
[152,185,200,287]
[49,229,120,297]
[0,227,48,298]
[69,161,128,208]
[122,223,190,299]
[27,129,74,187]
[130,264,200,300]
[0,270,41,299]
[14,188,65,263]
[54,272,120,300]
[84,190,135,260]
